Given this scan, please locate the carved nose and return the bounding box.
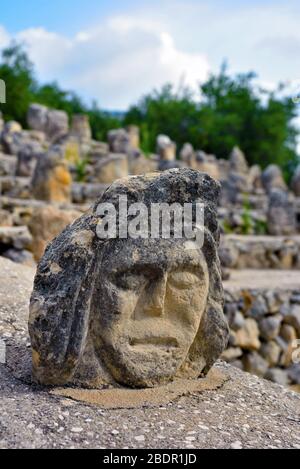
[143,276,167,318]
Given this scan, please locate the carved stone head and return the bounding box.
[29,169,229,388]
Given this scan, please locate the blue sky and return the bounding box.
[0,0,300,109]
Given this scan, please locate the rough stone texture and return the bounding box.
[16,143,43,177]
[0,226,32,250]
[29,169,229,388]
[194,152,220,181]
[27,104,69,143]
[94,154,129,184]
[70,115,92,142]
[31,146,72,203]
[0,153,17,176]
[108,129,127,153]
[128,152,157,176]
[27,104,48,133]
[0,257,300,449]
[229,146,248,174]
[180,143,194,166]
[219,235,300,270]
[262,165,287,193]
[223,270,300,384]
[267,189,296,236]
[28,206,81,261]
[157,135,176,161]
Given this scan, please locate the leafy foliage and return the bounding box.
[0,43,298,172]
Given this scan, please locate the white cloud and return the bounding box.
[0,15,210,110]
[0,1,300,110]
[0,26,9,48]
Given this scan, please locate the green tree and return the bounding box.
[0,42,36,125]
[34,82,86,117]
[124,66,299,171]
[124,84,199,154]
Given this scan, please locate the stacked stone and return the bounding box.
[223,286,300,387]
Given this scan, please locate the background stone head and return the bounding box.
[29,168,229,388]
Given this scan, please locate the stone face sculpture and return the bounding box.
[29,169,229,388]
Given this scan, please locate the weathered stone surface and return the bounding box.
[220,235,300,270]
[260,341,281,367]
[262,165,287,193]
[29,169,229,388]
[31,146,72,203]
[242,352,269,377]
[0,154,17,176]
[157,135,176,161]
[2,248,35,267]
[126,126,140,151]
[94,154,128,183]
[265,368,289,386]
[1,122,29,155]
[0,209,13,227]
[232,318,261,351]
[70,115,92,142]
[128,152,157,176]
[194,152,220,180]
[180,143,194,166]
[284,305,300,335]
[27,104,48,132]
[108,129,130,154]
[0,226,32,250]
[16,143,43,177]
[229,146,248,174]
[28,206,81,261]
[267,189,296,236]
[259,315,282,341]
[27,104,69,143]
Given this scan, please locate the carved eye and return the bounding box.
[114,272,146,291]
[168,270,201,289]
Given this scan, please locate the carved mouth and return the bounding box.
[129,337,179,348]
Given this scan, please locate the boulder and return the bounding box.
[258,315,282,341]
[108,129,130,154]
[232,318,261,351]
[27,104,69,142]
[262,165,287,193]
[31,146,72,202]
[242,352,269,377]
[265,368,290,386]
[267,189,296,235]
[94,154,128,183]
[16,143,43,177]
[29,169,229,388]
[28,206,81,261]
[260,341,281,367]
[27,104,48,132]
[70,115,92,142]
[0,154,17,176]
[157,135,176,161]
[229,146,248,174]
[180,143,195,167]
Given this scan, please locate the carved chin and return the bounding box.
[100,338,192,387]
